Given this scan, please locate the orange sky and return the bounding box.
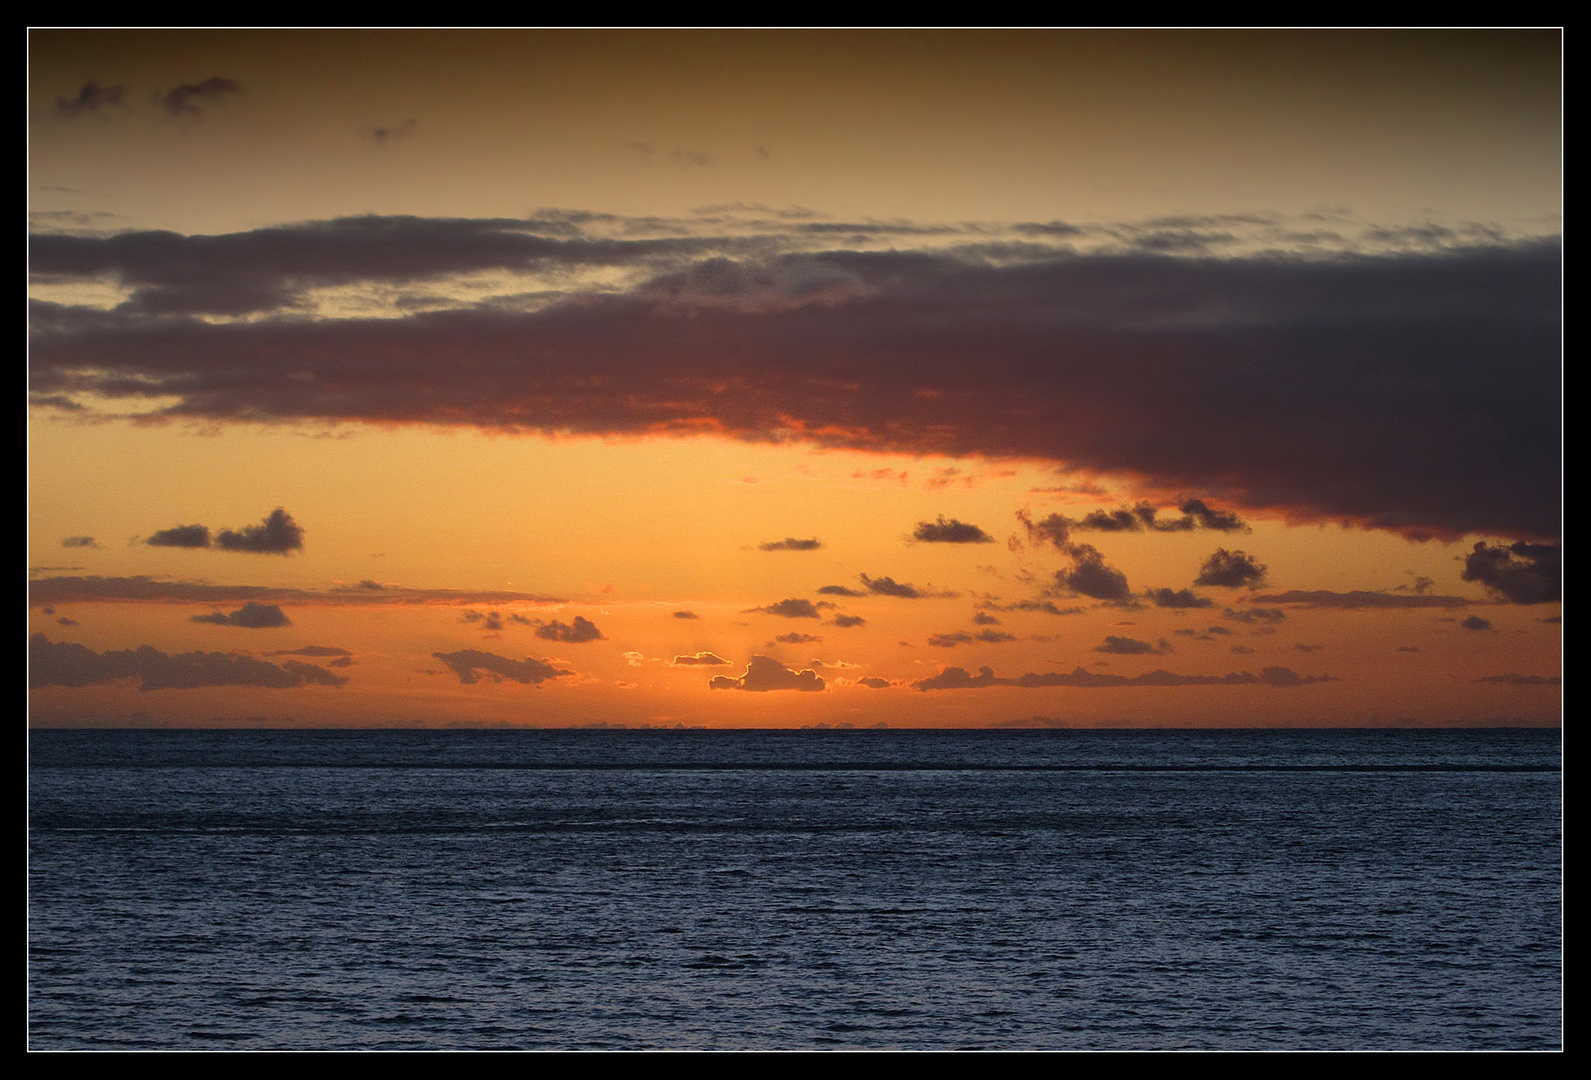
[29,30,1561,727]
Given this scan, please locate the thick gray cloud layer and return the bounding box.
[30,633,346,690]
[30,216,1561,540]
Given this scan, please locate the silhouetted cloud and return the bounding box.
[771,632,823,645]
[368,119,418,143]
[1249,591,1471,609]
[857,676,892,689]
[191,602,291,629]
[160,76,243,116]
[216,508,304,554]
[1056,544,1132,602]
[30,217,1559,540]
[748,598,827,619]
[928,628,1018,647]
[147,524,211,548]
[816,585,867,597]
[913,664,1335,691]
[830,614,866,628]
[671,652,730,666]
[55,81,124,117]
[1222,606,1287,622]
[1095,635,1171,655]
[1460,615,1494,631]
[1147,587,1213,609]
[972,611,1001,625]
[671,610,700,619]
[758,537,822,551]
[267,645,351,657]
[534,616,605,643]
[431,649,571,685]
[1194,549,1268,589]
[912,516,994,543]
[1461,541,1560,604]
[60,536,97,549]
[31,633,345,690]
[1019,500,1250,543]
[860,574,921,598]
[29,574,560,608]
[1476,673,1560,685]
[709,655,825,692]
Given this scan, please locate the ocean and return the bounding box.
[28,727,1561,1050]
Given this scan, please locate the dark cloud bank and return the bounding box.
[30,634,345,690]
[914,664,1337,691]
[31,218,1559,540]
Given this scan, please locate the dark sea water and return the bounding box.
[29,728,1561,1051]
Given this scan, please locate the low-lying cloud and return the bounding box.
[31,633,346,690]
[709,655,825,692]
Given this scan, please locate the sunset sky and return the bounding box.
[28,30,1561,728]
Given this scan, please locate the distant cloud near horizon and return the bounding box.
[160,76,242,116]
[191,602,291,629]
[758,537,823,551]
[913,664,1336,691]
[911,516,993,543]
[1194,549,1268,589]
[55,80,124,117]
[432,648,570,685]
[534,616,605,643]
[709,655,825,692]
[143,508,304,554]
[31,633,345,690]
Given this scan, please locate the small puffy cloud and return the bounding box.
[215,508,304,554]
[709,655,825,692]
[972,611,1001,625]
[31,634,344,690]
[267,646,351,657]
[912,516,993,543]
[1095,635,1171,655]
[1146,587,1213,609]
[463,610,504,631]
[1476,673,1560,685]
[759,537,823,551]
[857,676,892,689]
[671,610,699,619]
[817,585,868,597]
[431,648,571,685]
[748,598,825,619]
[830,614,866,628]
[61,536,99,549]
[771,632,823,645]
[55,81,124,118]
[357,579,385,590]
[860,574,921,598]
[1460,615,1494,631]
[160,76,243,117]
[671,652,730,666]
[191,602,291,629]
[1056,544,1132,602]
[1461,541,1560,604]
[147,524,212,548]
[1194,549,1268,589]
[534,616,605,643]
